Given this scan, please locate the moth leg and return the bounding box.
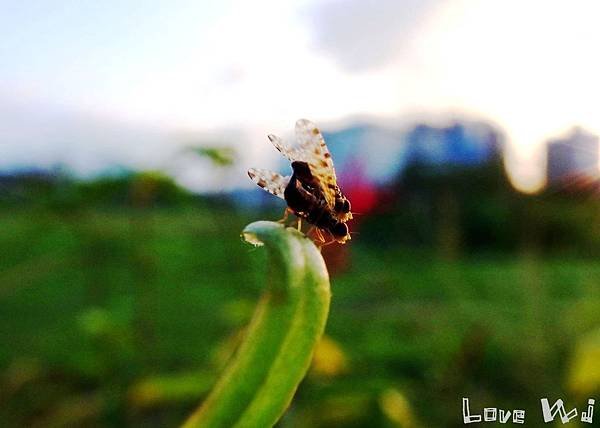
[314,228,326,243]
[319,230,337,247]
[307,227,324,245]
[278,208,291,224]
[320,239,337,247]
[306,226,316,241]
[297,218,302,232]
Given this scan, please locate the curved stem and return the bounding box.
[182,221,331,428]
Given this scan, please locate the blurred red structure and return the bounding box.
[323,157,381,273]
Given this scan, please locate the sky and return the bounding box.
[1,0,600,192]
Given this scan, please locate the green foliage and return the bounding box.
[77,171,194,207]
[190,147,236,167]
[0,170,195,209]
[364,160,600,257]
[2,170,600,426]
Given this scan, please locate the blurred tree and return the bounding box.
[360,155,600,258]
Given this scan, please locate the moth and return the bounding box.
[248,119,352,245]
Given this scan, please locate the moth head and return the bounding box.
[334,198,350,213]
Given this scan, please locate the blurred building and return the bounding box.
[323,124,406,185]
[404,122,501,168]
[323,121,501,185]
[546,127,599,184]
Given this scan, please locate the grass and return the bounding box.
[1,205,600,426]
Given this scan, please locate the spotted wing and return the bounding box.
[294,118,339,208]
[266,119,339,208]
[247,168,290,200]
[267,133,305,162]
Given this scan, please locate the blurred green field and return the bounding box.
[2,203,600,427]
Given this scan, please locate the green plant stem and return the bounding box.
[182,221,331,428]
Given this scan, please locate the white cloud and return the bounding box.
[306,0,443,71]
